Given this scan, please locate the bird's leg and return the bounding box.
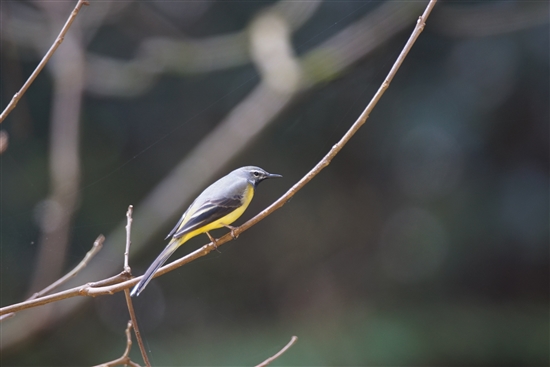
[224,225,239,239]
[206,232,221,253]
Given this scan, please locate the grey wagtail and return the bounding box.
[131,166,282,296]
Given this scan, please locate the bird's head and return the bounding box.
[235,166,282,186]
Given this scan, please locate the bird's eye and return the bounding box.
[253,171,260,177]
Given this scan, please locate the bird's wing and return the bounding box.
[171,194,244,239]
[165,203,192,240]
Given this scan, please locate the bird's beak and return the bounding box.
[267,173,282,179]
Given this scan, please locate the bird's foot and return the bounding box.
[224,225,239,239]
[206,232,221,253]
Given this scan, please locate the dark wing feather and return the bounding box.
[171,195,243,239]
[165,207,189,240]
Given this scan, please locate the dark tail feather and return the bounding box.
[130,240,180,297]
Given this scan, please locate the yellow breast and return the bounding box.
[180,183,254,243]
[217,183,254,227]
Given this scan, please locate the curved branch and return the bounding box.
[255,336,298,367]
[65,0,424,304]
[0,0,438,318]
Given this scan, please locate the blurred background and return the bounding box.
[1,0,548,366]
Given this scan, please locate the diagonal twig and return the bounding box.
[255,336,298,367]
[72,0,424,291]
[0,0,90,124]
[32,235,104,298]
[0,235,104,321]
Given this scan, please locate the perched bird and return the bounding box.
[130,166,282,296]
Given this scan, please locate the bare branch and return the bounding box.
[0,235,104,321]
[0,0,89,123]
[123,290,150,367]
[124,205,133,272]
[92,321,142,367]
[86,0,442,294]
[121,205,151,367]
[255,336,298,367]
[87,271,131,288]
[1,6,428,349]
[236,0,439,236]
[0,0,438,318]
[37,235,104,298]
[71,0,424,295]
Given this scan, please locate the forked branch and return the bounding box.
[121,206,151,367]
[92,321,141,367]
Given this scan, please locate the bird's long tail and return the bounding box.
[130,239,182,297]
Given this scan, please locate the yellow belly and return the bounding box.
[177,184,254,245]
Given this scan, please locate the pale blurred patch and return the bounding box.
[250,12,302,94]
[34,199,64,233]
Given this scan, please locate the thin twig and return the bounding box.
[255,336,298,367]
[0,0,438,317]
[92,321,141,367]
[124,205,133,272]
[123,291,150,367]
[0,235,104,321]
[0,0,90,124]
[87,272,131,288]
[233,0,438,235]
[121,205,151,367]
[35,235,104,297]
